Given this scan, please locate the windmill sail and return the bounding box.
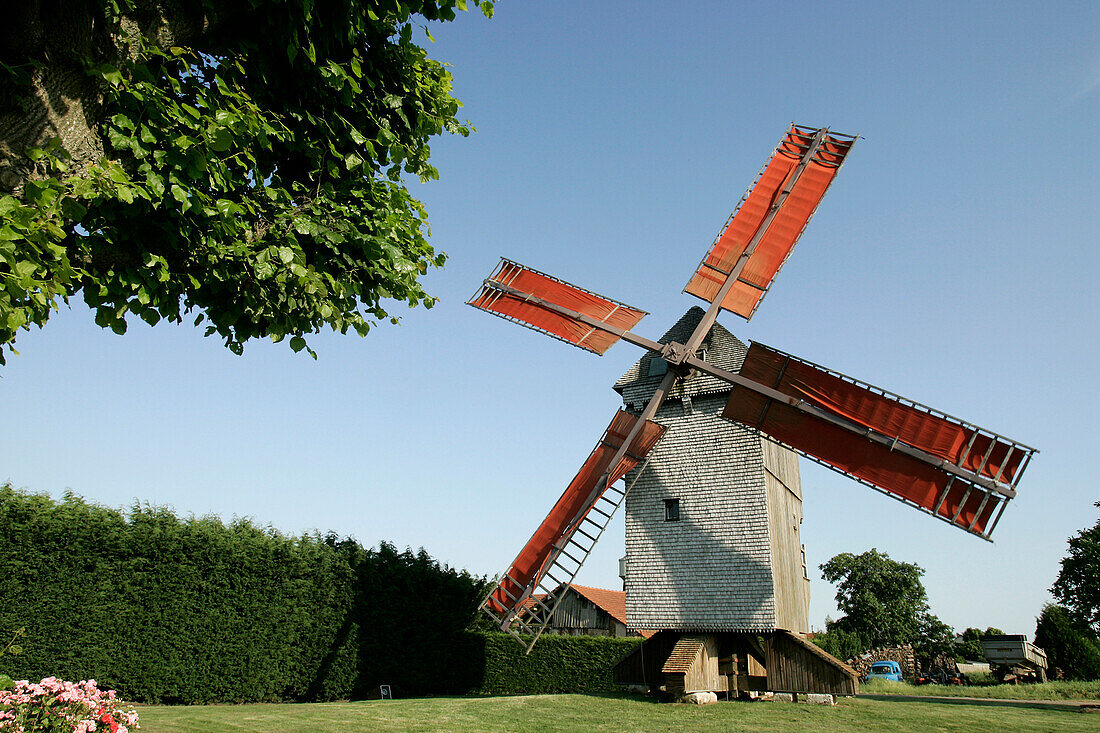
[469,259,648,355]
[722,342,1036,538]
[481,410,665,646]
[684,124,857,320]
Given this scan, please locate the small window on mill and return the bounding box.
[664,498,680,522]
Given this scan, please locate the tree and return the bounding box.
[0,0,493,363]
[819,548,954,660]
[1034,604,1100,681]
[957,626,1005,662]
[811,624,865,662]
[1050,502,1100,635]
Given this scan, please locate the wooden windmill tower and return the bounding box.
[468,125,1036,697]
[613,308,810,636]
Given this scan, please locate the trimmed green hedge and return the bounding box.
[475,633,641,695]
[0,486,484,702]
[0,487,360,702]
[0,486,639,701]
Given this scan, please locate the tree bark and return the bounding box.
[0,0,209,195]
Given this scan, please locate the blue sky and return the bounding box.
[2,1,1097,637]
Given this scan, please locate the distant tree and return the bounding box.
[1050,502,1100,635]
[821,549,931,648]
[811,624,865,662]
[957,626,1005,662]
[0,0,493,363]
[1034,604,1100,681]
[820,548,955,660]
[917,614,957,663]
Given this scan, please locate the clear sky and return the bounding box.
[2,1,1097,637]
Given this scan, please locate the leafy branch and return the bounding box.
[0,0,494,362]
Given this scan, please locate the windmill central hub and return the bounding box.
[660,341,694,367]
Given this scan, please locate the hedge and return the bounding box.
[0,486,363,702]
[0,486,639,701]
[478,632,641,695]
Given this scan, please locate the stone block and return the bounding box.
[680,691,718,705]
[804,693,836,705]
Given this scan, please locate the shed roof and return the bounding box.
[661,635,708,674]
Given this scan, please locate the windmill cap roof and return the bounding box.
[614,306,748,405]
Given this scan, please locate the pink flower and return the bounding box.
[0,677,137,733]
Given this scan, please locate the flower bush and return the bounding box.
[0,678,138,732]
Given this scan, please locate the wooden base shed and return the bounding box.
[614,630,858,699]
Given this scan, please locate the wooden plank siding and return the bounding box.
[762,439,811,633]
[661,635,721,695]
[616,631,857,697]
[613,631,682,686]
[549,587,623,636]
[765,631,859,696]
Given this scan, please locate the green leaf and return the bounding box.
[210,127,233,152]
[145,171,165,199]
[13,261,36,279]
[97,63,123,86]
[112,114,136,132]
[278,247,294,264]
[106,164,130,185]
[171,184,188,206]
[289,335,306,352]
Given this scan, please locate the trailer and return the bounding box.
[980,635,1048,683]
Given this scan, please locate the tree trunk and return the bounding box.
[0,0,208,194]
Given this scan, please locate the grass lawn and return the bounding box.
[860,677,1100,700]
[136,693,1100,733]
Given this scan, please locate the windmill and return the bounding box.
[467,125,1036,696]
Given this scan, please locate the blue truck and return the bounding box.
[864,660,904,682]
